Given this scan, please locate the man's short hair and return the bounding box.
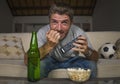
[49,2,74,22]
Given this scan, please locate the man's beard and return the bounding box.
[59,31,69,41]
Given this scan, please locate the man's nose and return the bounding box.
[57,23,62,30]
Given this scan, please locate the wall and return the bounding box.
[0,0,13,33]
[0,0,92,33]
[13,16,92,32]
[13,16,92,24]
[93,0,120,31]
[1,0,120,32]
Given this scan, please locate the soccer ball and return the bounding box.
[99,43,117,59]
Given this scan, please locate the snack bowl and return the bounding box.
[67,68,91,82]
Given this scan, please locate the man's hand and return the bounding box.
[72,35,88,54]
[46,29,61,48]
[39,29,61,59]
[72,35,99,62]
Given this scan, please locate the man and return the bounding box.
[24,3,98,79]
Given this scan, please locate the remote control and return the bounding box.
[59,35,81,54]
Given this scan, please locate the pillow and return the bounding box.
[115,38,120,50]
[115,38,120,59]
[0,35,25,60]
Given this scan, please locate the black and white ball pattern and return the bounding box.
[99,43,117,59]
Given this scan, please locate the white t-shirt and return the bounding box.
[37,24,93,61]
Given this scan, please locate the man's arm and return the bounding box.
[39,29,61,59]
[84,48,99,62]
[24,39,57,65]
[39,42,53,59]
[24,29,60,65]
[72,35,99,62]
[24,44,52,65]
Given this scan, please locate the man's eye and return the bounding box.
[62,21,69,25]
[51,21,57,24]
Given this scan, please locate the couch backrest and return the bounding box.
[0,31,119,52]
[86,31,120,51]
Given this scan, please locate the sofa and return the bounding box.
[0,31,120,78]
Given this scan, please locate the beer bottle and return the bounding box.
[27,31,40,82]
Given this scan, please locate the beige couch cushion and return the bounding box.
[97,59,120,77]
[0,60,27,77]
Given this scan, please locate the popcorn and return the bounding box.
[67,68,91,82]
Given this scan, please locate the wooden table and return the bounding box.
[0,76,120,84]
